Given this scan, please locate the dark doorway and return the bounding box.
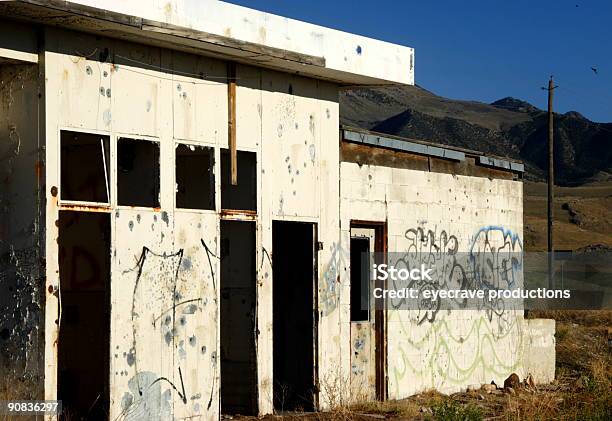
[220,220,258,415]
[58,211,110,420]
[350,237,370,322]
[272,221,317,411]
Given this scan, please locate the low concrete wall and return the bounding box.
[523,318,556,384]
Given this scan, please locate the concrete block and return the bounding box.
[392,167,412,185]
[386,183,406,202]
[522,319,556,384]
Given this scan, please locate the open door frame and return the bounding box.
[272,220,319,411]
[350,220,387,401]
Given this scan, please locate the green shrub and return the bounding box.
[429,399,483,421]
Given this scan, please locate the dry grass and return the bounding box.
[528,310,612,327]
[349,398,421,418]
[523,180,612,251]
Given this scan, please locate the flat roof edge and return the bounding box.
[1,0,414,85]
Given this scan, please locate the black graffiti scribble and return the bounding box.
[148,369,187,404]
[200,238,219,410]
[152,298,203,326]
[129,247,188,404]
[261,246,272,271]
[201,239,217,293]
[390,226,522,325]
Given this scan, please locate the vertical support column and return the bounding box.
[227,61,237,185]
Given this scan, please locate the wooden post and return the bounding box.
[546,76,555,288]
[228,61,237,185]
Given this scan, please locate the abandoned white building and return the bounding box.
[0,0,555,420]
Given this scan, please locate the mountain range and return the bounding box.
[340,85,612,185]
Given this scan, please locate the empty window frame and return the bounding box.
[220,149,257,211]
[60,131,110,203]
[117,137,160,207]
[175,143,215,210]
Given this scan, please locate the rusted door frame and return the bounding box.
[312,222,320,409]
[350,220,387,401]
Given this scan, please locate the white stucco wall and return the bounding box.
[340,162,555,398]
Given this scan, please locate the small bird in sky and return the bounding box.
[591,67,598,75]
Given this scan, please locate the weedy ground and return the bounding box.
[233,310,610,421]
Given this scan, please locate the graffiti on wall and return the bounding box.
[388,224,525,396]
[118,238,218,420]
[320,242,347,317]
[387,225,523,325]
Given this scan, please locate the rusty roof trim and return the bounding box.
[341,125,524,173]
[343,128,465,162]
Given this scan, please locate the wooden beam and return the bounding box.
[0,48,38,64]
[227,61,238,185]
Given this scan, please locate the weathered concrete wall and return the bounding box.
[340,162,555,398]
[255,66,341,413]
[0,34,44,396]
[42,26,340,418]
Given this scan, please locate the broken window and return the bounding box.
[117,137,160,207]
[61,131,110,203]
[175,144,215,210]
[221,149,257,211]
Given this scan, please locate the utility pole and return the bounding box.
[544,76,558,288]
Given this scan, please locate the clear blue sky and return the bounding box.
[227,0,612,122]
